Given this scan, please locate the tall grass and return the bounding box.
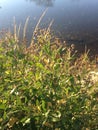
[33,8,48,36]
[23,16,30,39]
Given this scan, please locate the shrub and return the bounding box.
[0,31,97,130]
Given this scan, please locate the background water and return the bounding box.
[0,0,98,55]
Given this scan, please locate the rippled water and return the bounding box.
[0,0,98,54]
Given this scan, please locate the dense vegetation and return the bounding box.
[0,30,97,130]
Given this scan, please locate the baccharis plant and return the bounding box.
[0,10,97,130]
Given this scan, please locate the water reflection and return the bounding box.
[26,0,55,7]
[0,0,98,55]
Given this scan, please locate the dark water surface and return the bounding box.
[0,0,98,55]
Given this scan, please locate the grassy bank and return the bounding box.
[0,29,98,130]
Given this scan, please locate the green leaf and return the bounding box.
[0,104,6,110]
[41,100,46,112]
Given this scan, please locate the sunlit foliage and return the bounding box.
[0,30,97,130]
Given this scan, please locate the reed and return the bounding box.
[45,19,54,37]
[23,16,30,39]
[13,17,17,41]
[33,8,48,35]
[17,23,21,40]
[31,8,48,45]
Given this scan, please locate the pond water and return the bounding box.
[0,0,98,55]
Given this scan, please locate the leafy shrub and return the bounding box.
[0,31,97,130]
